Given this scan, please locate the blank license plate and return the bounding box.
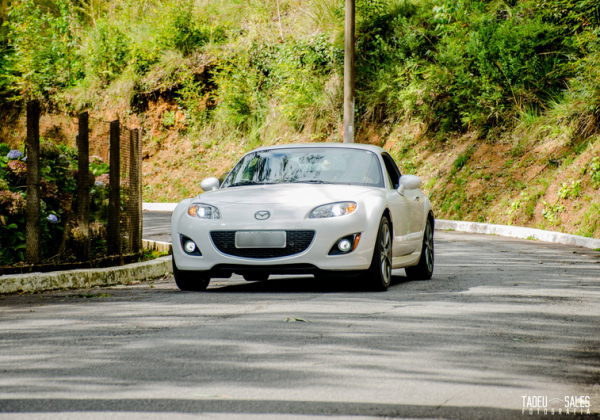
[235,231,286,248]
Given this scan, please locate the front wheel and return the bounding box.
[172,256,210,291]
[405,217,434,280]
[362,216,393,291]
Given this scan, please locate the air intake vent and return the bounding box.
[210,230,315,259]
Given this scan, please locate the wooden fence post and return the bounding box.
[128,129,141,253]
[25,101,42,264]
[25,100,41,264]
[77,112,90,260]
[107,119,121,256]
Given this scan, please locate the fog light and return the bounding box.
[338,239,352,252]
[184,240,197,253]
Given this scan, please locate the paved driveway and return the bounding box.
[0,214,599,419]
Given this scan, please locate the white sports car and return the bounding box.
[171,143,434,291]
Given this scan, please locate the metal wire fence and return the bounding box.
[21,101,142,268]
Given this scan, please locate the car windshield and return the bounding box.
[222,148,384,188]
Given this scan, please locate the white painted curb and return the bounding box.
[436,219,600,250]
[0,256,172,295]
[0,240,174,295]
[142,239,172,254]
[143,203,178,212]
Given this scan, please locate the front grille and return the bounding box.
[210,230,315,259]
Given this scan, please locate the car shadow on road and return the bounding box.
[206,273,412,294]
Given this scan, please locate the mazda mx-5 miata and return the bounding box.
[171,143,434,291]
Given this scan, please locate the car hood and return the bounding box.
[196,183,378,206]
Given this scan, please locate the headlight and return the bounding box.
[309,202,357,218]
[188,203,220,219]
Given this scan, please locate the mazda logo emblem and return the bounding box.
[255,211,270,220]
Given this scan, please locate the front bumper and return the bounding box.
[172,210,376,274]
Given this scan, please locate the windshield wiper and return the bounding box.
[292,179,331,184]
[228,181,271,187]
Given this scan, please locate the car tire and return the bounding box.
[172,256,210,291]
[362,216,393,291]
[243,273,269,281]
[405,217,434,280]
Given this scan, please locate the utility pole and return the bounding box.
[343,0,355,143]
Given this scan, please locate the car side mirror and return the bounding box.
[398,175,421,196]
[200,177,220,192]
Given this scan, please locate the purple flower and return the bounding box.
[94,180,105,189]
[7,160,27,177]
[47,214,59,224]
[96,173,110,186]
[22,156,27,162]
[7,150,23,160]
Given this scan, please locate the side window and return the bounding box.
[382,154,401,189]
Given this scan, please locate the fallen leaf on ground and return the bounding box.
[283,317,311,323]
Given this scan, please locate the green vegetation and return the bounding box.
[1,0,599,140]
[0,142,110,265]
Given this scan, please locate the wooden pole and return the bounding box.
[77,112,90,260]
[107,119,121,256]
[25,100,41,263]
[343,0,355,143]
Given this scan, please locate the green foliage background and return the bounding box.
[1,0,599,140]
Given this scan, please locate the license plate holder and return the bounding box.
[235,231,286,249]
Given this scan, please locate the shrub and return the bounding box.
[353,0,575,133]
[84,21,130,85]
[0,144,112,265]
[537,0,600,32]
[5,0,83,99]
[158,1,227,56]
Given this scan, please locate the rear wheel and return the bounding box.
[405,217,434,280]
[172,256,210,291]
[362,216,393,291]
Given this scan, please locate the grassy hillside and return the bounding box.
[1,0,600,238]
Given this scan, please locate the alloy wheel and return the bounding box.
[424,221,434,273]
[380,222,392,286]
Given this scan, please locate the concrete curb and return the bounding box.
[436,219,600,250]
[143,203,178,212]
[142,239,172,254]
[0,243,174,295]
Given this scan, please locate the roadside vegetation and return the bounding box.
[0,141,110,265]
[1,0,599,238]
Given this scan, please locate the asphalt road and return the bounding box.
[0,212,599,419]
[143,211,173,243]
